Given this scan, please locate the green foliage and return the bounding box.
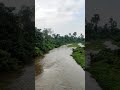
[71,47,85,68]
[0,3,84,72]
[0,3,34,71]
[0,49,19,71]
[67,43,79,47]
[87,49,120,90]
[86,14,120,90]
[35,47,43,56]
[86,40,105,50]
[35,28,84,56]
[86,14,120,42]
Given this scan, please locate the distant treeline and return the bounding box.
[35,28,85,56]
[0,3,84,72]
[86,14,120,42]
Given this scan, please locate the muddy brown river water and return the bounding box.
[35,45,85,90]
[6,44,102,90]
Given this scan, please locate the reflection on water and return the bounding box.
[0,70,23,89]
[35,45,85,90]
[35,56,44,76]
[6,65,34,90]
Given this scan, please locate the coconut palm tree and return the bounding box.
[91,14,100,32]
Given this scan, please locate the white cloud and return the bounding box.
[35,0,85,36]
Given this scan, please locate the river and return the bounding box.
[6,44,102,90]
[7,65,35,90]
[35,45,85,90]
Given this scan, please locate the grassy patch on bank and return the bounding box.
[71,47,85,68]
[86,40,105,50]
[87,49,120,90]
[67,43,79,47]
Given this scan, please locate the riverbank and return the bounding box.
[86,40,120,90]
[72,47,85,69]
[68,43,85,68]
[68,43,102,90]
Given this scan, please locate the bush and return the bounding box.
[35,47,43,56]
[88,48,120,90]
[0,49,19,71]
[72,47,85,68]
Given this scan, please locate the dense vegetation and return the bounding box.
[35,28,85,57]
[88,48,120,90]
[71,46,85,69]
[0,3,85,72]
[67,43,80,47]
[86,14,120,42]
[86,14,120,90]
[0,3,35,71]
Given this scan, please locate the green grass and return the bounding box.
[86,40,105,50]
[87,62,120,90]
[67,43,79,47]
[87,49,120,90]
[71,47,85,68]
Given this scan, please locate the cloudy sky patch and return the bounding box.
[35,0,85,36]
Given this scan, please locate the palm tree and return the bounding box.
[109,18,117,32]
[91,14,100,32]
[73,32,77,37]
[69,33,71,36]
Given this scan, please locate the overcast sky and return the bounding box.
[35,0,85,36]
[86,0,120,27]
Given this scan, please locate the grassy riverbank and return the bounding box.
[86,40,105,50]
[67,43,80,47]
[72,47,85,68]
[87,48,120,90]
[86,40,120,90]
[68,43,85,68]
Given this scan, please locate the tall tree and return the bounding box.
[91,14,100,32]
[73,32,77,37]
[109,18,117,32]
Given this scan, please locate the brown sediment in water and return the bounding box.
[35,63,43,76]
[35,56,44,76]
[35,45,85,90]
